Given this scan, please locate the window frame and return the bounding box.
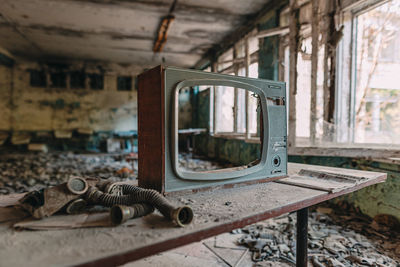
[117,76,133,91]
[338,0,400,148]
[210,36,261,143]
[284,0,400,157]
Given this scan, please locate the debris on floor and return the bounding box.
[229,206,400,267]
[136,207,399,267]
[178,153,235,172]
[116,167,134,178]
[0,153,137,195]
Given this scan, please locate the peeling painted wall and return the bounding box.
[0,63,137,132]
[0,65,12,130]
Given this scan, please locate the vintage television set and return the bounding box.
[138,65,287,193]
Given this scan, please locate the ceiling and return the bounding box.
[0,0,271,69]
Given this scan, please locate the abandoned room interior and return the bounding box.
[0,0,399,266]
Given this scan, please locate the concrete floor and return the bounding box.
[127,234,275,267]
[127,210,400,267]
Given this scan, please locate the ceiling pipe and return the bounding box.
[153,0,178,53]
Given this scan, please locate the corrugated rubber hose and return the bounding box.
[110,204,155,225]
[85,184,193,227]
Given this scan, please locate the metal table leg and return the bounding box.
[296,208,308,267]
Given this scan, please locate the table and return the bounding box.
[0,163,386,267]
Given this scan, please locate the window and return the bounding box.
[217,49,234,72]
[50,72,66,88]
[29,70,46,87]
[289,37,325,145]
[352,1,400,145]
[282,0,400,149]
[215,85,235,133]
[70,71,86,89]
[236,69,246,133]
[248,63,259,135]
[88,74,104,90]
[209,36,260,142]
[117,76,132,91]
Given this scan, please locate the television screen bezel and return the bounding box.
[172,79,269,181]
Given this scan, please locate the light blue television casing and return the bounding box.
[138,66,287,193]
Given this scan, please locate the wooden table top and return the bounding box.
[0,163,386,267]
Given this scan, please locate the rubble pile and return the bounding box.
[231,208,400,266]
[0,153,136,195]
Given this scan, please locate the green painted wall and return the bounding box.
[196,88,210,130]
[194,134,260,166]
[258,10,280,81]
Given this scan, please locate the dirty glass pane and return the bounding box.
[248,93,258,134]
[249,63,258,78]
[354,1,400,145]
[236,67,246,133]
[296,37,311,139]
[237,88,246,133]
[236,40,245,59]
[283,38,324,147]
[248,37,259,55]
[215,86,235,133]
[217,49,233,72]
[247,63,259,135]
